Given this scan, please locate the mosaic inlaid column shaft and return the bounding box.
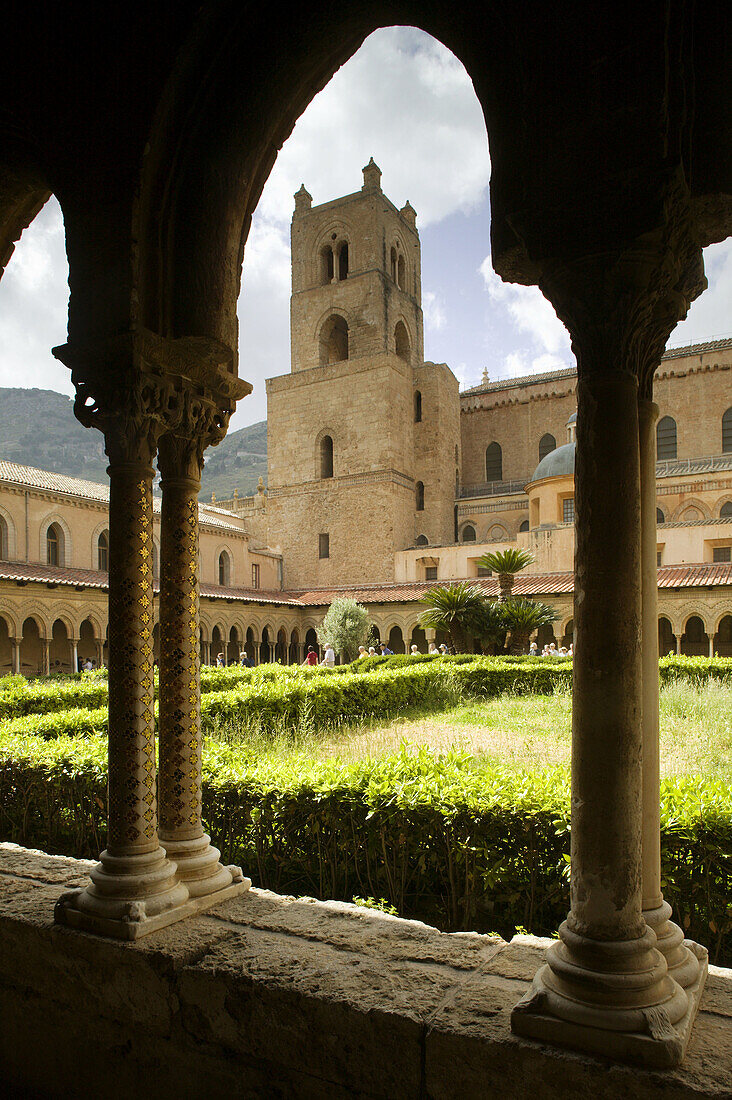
[157,432,242,897]
[106,460,160,856]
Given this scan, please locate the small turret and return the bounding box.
[362,157,382,192]
[399,200,417,228]
[293,184,312,217]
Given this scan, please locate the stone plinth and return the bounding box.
[1,844,730,1099]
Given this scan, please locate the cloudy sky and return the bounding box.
[1,27,729,431]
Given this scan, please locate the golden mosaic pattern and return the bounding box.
[107,471,158,850]
[159,487,202,838]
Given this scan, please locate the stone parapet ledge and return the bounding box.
[0,843,730,1099]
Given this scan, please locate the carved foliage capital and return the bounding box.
[158,388,232,484]
[536,177,705,391]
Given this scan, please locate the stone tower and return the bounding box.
[266,161,459,587]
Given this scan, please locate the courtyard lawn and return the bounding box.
[274,678,732,777]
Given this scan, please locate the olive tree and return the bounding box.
[317,598,371,661]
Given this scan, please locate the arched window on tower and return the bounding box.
[414,390,422,423]
[485,442,502,482]
[320,435,334,479]
[46,523,63,567]
[320,246,334,285]
[397,254,405,289]
[656,416,677,460]
[723,407,732,453]
[97,530,109,571]
[319,314,349,365]
[519,519,529,532]
[539,433,556,461]
[218,550,231,587]
[395,321,410,363]
[338,242,349,280]
[390,247,397,282]
[416,481,425,511]
[415,534,429,547]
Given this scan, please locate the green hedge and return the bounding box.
[1,732,729,964]
[2,655,728,723]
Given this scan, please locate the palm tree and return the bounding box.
[499,597,558,655]
[419,581,487,653]
[477,547,534,600]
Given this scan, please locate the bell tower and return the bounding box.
[265,162,458,587]
[289,157,424,373]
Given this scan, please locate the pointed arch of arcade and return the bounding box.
[713,612,732,657]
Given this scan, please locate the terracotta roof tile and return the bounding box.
[1,561,729,603]
[0,460,243,532]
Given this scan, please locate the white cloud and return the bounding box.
[423,290,446,333]
[669,240,732,348]
[0,196,71,395]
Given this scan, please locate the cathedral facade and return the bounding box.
[1,164,731,672]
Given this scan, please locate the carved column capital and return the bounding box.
[157,386,233,486]
[536,176,705,391]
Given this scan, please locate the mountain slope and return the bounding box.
[0,387,267,499]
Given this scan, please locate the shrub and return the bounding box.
[1,735,729,965]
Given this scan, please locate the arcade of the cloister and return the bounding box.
[1,2,730,1094]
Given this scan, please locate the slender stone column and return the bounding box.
[55,373,189,938]
[675,634,682,654]
[157,414,246,899]
[41,638,50,677]
[11,638,21,675]
[639,399,703,991]
[95,640,104,668]
[512,198,709,1064]
[708,634,715,658]
[71,638,79,674]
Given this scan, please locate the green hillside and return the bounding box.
[0,387,267,500]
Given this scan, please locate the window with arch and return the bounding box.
[390,246,397,282]
[416,481,425,511]
[656,507,665,524]
[320,245,334,284]
[485,441,502,481]
[656,415,677,460]
[721,501,732,518]
[319,314,348,365]
[46,523,63,567]
[519,519,529,532]
[539,433,556,461]
[414,389,422,423]
[97,530,109,571]
[397,253,405,289]
[723,407,732,453]
[461,524,476,542]
[338,241,349,280]
[0,514,7,560]
[218,550,231,587]
[395,321,410,363]
[415,535,429,546]
[320,434,334,479]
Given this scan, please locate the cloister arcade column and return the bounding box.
[157,380,248,899]
[52,334,251,938]
[512,188,708,1066]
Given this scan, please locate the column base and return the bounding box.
[643,901,706,990]
[511,923,708,1069]
[158,833,246,899]
[54,845,250,941]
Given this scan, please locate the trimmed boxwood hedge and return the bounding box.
[0,732,729,964]
[2,654,728,724]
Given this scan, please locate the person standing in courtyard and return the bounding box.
[302,645,318,667]
[321,642,335,667]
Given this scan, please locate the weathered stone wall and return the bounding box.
[413,362,461,547]
[1,844,730,1100]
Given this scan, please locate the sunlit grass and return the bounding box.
[207,678,732,778]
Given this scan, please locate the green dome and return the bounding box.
[530,441,575,483]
